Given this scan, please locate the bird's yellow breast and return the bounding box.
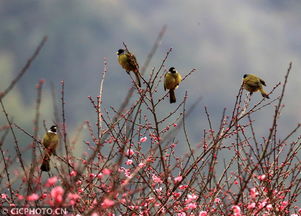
[164,72,182,90]
[118,54,135,72]
[43,132,58,149]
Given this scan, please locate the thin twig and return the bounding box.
[0,36,47,100]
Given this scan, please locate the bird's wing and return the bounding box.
[177,73,182,84]
[248,81,260,88]
[42,136,47,147]
[260,79,266,86]
[127,52,139,71]
[244,76,259,86]
[245,76,260,87]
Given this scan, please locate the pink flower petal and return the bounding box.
[27,193,39,201]
[101,198,115,208]
[140,136,147,143]
[45,176,58,187]
[174,176,183,183]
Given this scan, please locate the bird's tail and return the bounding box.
[169,89,176,103]
[260,89,269,99]
[134,71,141,87]
[41,153,51,172]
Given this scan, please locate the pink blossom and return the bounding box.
[177,213,186,216]
[126,149,135,156]
[68,193,80,205]
[247,202,256,209]
[70,170,77,176]
[101,198,115,208]
[125,159,133,165]
[266,204,272,210]
[129,205,135,210]
[155,187,163,193]
[250,187,258,198]
[152,174,163,184]
[280,201,288,210]
[179,185,188,190]
[89,173,96,178]
[91,213,99,216]
[258,174,266,181]
[259,200,267,209]
[232,205,241,214]
[140,136,147,143]
[234,180,239,184]
[174,176,183,183]
[173,123,177,127]
[51,186,64,203]
[291,214,298,216]
[1,193,7,199]
[214,198,221,203]
[186,194,197,202]
[173,192,181,198]
[68,193,80,200]
[147,157,155,163]
[45,176,58,187]
[186,202,197,209]
[27,193,39,201]
[97,173,103,179]
[17,194,24,200]
[102,168,111,175]
[199,211,207,216]
[138,162,145,168]
[122,167,131,177]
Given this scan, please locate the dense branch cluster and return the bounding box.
[0,33,300,216]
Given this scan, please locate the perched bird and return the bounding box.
[164,67,182,103]
[40,125,58,172]
[117,49,141,87]
[243,74,269,99]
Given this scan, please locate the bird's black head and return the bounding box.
[169,67,176,73]
[243,74,248,78]
[117,49,125,55]
[50,125,57,133]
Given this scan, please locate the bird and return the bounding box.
[243,74,269,99]
[164,67,182,103]
[40,125,58,172]
[117,49,141,87]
